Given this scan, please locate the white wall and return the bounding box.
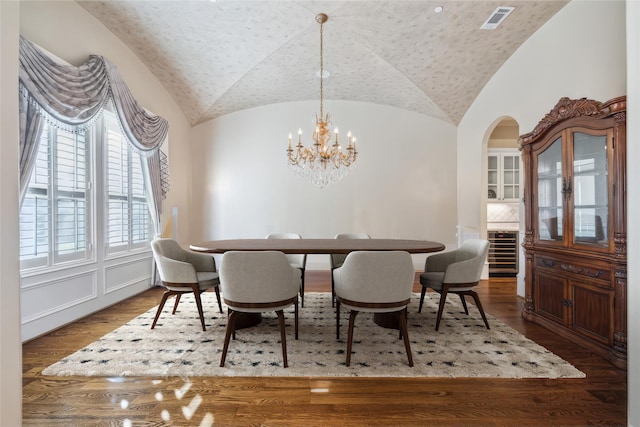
[0,1,22,425]
[457,0,626,296]
[191,100,458,269]
[626,1,639,424]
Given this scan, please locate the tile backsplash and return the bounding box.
[487,202,520,230]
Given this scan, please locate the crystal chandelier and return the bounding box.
[287,13,357,188]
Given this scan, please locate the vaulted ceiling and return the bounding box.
[78,1,569,126]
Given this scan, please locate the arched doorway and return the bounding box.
[484,117,522,279]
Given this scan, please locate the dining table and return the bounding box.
[189,238,445,255]
[190,238,446,330]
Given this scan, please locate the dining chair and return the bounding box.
[333,251,415,367]
[266,233,307,306]
[219,251,300,368]
[150,238,222,332]
[419,239,490,331]
[330,233,371,307]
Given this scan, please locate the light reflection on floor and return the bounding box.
[114,377,214,427]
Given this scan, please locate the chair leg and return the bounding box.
[220,310,239,367]
[469,291,490,330]
[398,308,413,367]
[331,269,336,308]
[226,308,236,340]
[214,286,223,313]
[435,285,451,331]
[151,290,172,329]
[418,286,427,313]
[300,268,305,308]
[336,300,341,340]
[276,310,288,368]
[172,293,182,314]
[459,294,469,315]
[191,285,207,332]
[346,310,359,367]
[294,299,299,340]
[398,308,408,340]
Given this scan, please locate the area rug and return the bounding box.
[43,292,585,378]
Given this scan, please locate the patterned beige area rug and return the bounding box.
[43,292,585,378]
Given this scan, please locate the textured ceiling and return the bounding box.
[78,1,568,126]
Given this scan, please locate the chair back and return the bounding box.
[152,238,187,263]
[334,251,414,305]
[220,251,300,305]
[330,233,371,269]
[454,239,490,281]
[151,238,189,283]
[265,233,306,268]
[456,239,489,260]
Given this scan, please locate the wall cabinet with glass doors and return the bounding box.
[487,150,520,201]
[520,96,626,369]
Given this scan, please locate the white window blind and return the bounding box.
[55,128,88,259]
[19,124,90,269]
[105,113,150,253]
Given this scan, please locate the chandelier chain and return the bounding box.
[319,18,324,119]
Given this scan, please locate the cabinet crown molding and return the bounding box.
[519,96,626,146]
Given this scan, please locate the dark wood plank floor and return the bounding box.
[22,272,627,426]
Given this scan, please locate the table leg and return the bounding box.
[373,312,399,330]
[234,312,262,329]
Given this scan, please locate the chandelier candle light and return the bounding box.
[287,13,358,188]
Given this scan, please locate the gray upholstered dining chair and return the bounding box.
[330,233,371,307]
[266,233,307,306]
[219,251,300,368]
[333,251,415,367]
[150,238,222,332]
[419,239,490,331]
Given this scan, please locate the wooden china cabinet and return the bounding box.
[519,96,626,369]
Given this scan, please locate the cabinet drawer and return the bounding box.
[536,256,611,285]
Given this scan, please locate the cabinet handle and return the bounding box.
[584,269,602,278]
[561,178,573,201]
[560,263,583,274]
[562,298,573,307]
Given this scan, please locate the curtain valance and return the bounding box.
[18,35,168,153]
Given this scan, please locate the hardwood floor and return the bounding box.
[22,272,627,426]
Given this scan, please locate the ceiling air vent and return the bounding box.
[481,6,515,30]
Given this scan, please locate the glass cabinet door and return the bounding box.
[572,132,608,246]
[502,154,520,200]
[488,155,498,199]
[488,152,519,201]
[537,138,563,241]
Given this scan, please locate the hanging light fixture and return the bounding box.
[287,13,358,188]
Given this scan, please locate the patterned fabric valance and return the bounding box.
[18,35,168,153]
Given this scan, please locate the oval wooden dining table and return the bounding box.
[190,238,446,330]
[190,238,445,255]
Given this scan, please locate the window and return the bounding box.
[104,113,151,253]
[20,124,90,269]
[19,107,151,272]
